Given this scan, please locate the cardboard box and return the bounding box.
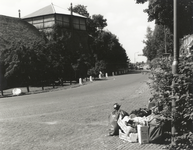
[137,125,149,144]
[129,133,138,142]
[119,130,138,143]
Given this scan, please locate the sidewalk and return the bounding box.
[102,75,169,150]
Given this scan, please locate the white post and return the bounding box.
[79,78,82,85]
[89,76,93,82]
[99,74,102,79]
[112,72,114,76]
[105,73,108,78]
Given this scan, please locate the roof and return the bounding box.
[22,4,86,19]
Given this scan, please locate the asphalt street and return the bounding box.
[0,72,167,150]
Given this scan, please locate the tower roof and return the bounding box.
[22,4,86,19]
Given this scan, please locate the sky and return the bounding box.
[0,0,155,63]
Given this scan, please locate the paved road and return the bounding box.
[0,73,167,150]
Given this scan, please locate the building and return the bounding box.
[22,3,89,53]
[22,3,87,33]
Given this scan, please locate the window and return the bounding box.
[72,17,86,30]
[44,21,55,28]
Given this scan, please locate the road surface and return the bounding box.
[0,73,166,150]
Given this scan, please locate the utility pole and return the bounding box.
[171,0,179,145]
[164,25,167,54]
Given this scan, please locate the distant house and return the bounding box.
[22,3,87,33]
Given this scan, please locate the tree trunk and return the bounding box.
[26,86,30,92]
[41,81,44,90]
[61,79,63,86]
[1,90,3,96]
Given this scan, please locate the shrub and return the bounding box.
[148,55,193,149]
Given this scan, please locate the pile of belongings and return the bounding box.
[108,103,168,144]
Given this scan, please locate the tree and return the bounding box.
[143,25,173,61]
[92,14,107,31]
[70,4,127,75]
[69,4,89,17]
[148,55,193,149]
[135,0,193,38]
[87,60,107,78]
[0,15,45,92]
[2,41,46,92]
[0,59,6,95]
[70,4,107,35]
[143,27,156,61]
[153,25,173,56]
[93,30,128,73]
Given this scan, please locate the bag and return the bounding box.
[119,110,129,119]
[118,115,136,135]
[108,110,120,136]
[148,117,164,143]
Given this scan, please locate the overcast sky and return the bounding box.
[0,0,155,63]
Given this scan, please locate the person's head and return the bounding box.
[113,103,121,110]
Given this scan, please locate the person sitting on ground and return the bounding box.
[113,103,129,119]
[108,103,123,136]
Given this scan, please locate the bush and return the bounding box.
[87,60,106,78]
[148,55,193,149]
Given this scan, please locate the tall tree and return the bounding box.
[70,4,127,75]
[143,25,173,60]
[143,27,156,61]
[93,30,128,72]
[153,25,173,56]
[135,0,193,38]
[2,41,46,91]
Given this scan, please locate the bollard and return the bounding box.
[112,72,114,76]
[105,73,108,78]
[79,78,82,85]
[99,74,102,79]
[89,76,93,82]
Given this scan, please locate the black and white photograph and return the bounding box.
[0,0,193,149]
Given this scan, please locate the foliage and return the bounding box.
[93,30,128,73]
[135,0,193,38]
[69,4,90,17]
[71,4,128,74]
[143,27,156,61]
[91,14,107,31]
[153,25,173,56]
[143,25,173,61]
[70,4,107,36]
[45,24,88,82]
[87,60,107,77]
[148,55,193,149]
[2,41,46,90]
[1,4,129,91]
[72,54,91,79]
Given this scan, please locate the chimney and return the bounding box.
[18,9,21,18]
